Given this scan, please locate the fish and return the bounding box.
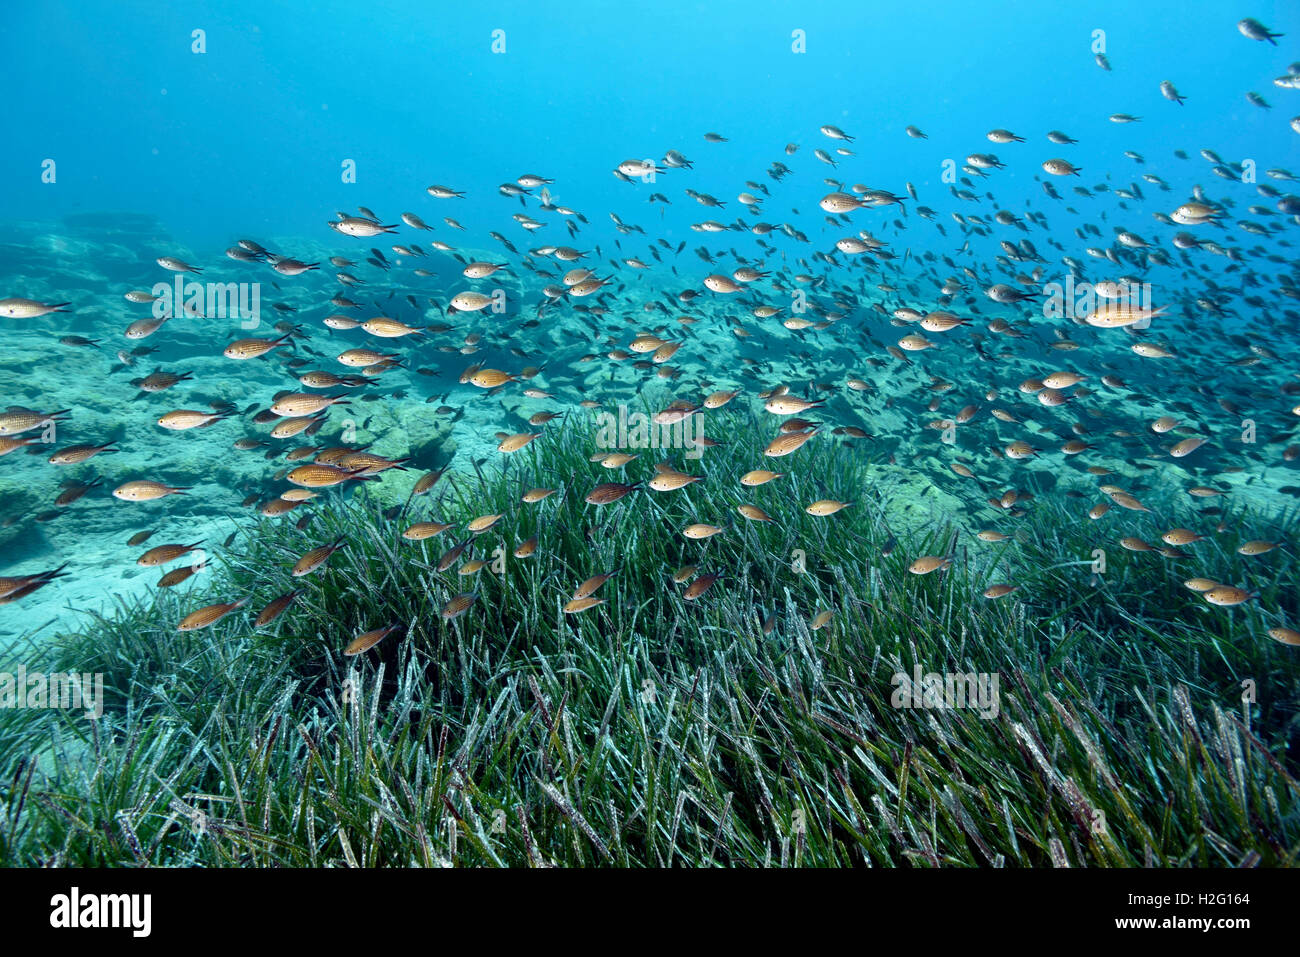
[584,482,640,505]
[805,500,851,517]
[291,538,346,577]
[0,408,71,436]
[0,563,69,601]
[1238,18,1283,44]
[287,464,374,488]
[908,556,952,575]
[764,429,818,457]
[48,442,119,465]
[440,593,477,619]
[403,522,454,540]
[344,622,405,655]
[683,572,722,600]
[156,566,198,588]
[112,480,190,501]
[177,597,248,631]
[137,541,204,567]
[253,590,304,627]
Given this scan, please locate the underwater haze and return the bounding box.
[1,0,1300,870]
[2,0,1297,637]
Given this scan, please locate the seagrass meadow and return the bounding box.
[4,0,1300,874]
[1,415,1297,867]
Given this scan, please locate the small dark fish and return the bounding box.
[254,589,303,627]
[684,572,722,601]
[436,537,472,572]
[157,566,198,588]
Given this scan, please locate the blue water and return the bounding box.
[6,0,1295,258]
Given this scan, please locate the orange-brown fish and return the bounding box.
[133,369,195,393]
[1237,540,1281,556]
[683,572,722,600]
[908,556,951,575]
[254,589,304,626]
[344,622,405,655]
[337,452,408,475]
[137,540,203,567]
[403,521,454,540]
[467,513,503,534]
[280,413,335,440]
[563,596,606,614]
[52,479,101,507]
[440,592,478,619]
[269,393,350,417]
[703,389,740,409]
[223,332,292,360]
[983,584,1019,599]
[337,348,399,368]
[1203,585,1255,607]
[260,498,301,517]
[177,597,249,631]
[805,499,852,517]
[498,432,542,453]
[156,566,198,588]
[740,469,784,486]
[1169,437,1206,458]
[764,429,818,457]
[1107,490,1151,512]
[599,452,639,468]
[584,481,640,505]
[737,504,775,523]
[292,538,346,577]
[648,467,701,492]
[287,464,375,488]
[413,469,447,495]
[1267,627,1300,646]
[0,435,42,456]
[0,563,69,600]
[683,522,725,540]
[573,571,617,600]
[469,368,518,389]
